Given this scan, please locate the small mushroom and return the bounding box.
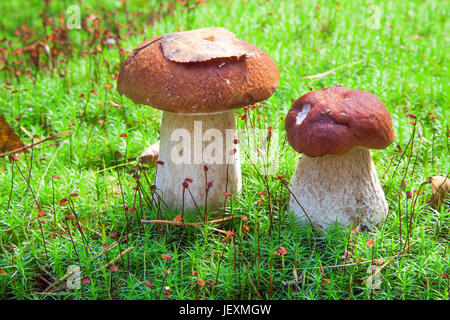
[285,86,395,229]
[139,141,160,166]
[117,28,279,210]
[429,175,449,206]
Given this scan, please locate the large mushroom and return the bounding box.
[285,86,394,229]
[117,27,279,211]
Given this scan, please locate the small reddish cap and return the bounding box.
[285,86,394,157]
[117,28,279,114]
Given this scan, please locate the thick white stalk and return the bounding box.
[288,147,388,229]
[155,110,242,212]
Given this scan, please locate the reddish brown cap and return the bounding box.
[285,86,394,157]
[117,28,279,114]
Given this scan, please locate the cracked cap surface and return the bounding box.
[285,86,395,157]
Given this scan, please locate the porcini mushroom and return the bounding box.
[285,86,395,229]
[117,27,279,210]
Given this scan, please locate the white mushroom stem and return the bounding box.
[288,147,388,229]
[155,110,242,212]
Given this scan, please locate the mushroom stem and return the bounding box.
[155,110,242,212]
[288,147,388,229]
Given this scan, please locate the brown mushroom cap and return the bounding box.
[117,28,279,114]
[285,86,394,157]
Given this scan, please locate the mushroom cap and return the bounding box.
[285,86,394,157]
[117,28,279,114]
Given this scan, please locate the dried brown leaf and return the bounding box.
[161,27,259,63]
[430,176,449,205]
[0,116,24,154]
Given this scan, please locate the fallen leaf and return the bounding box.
[161,27,256,63]
[430,176,449,205]
[0,116,24,154]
